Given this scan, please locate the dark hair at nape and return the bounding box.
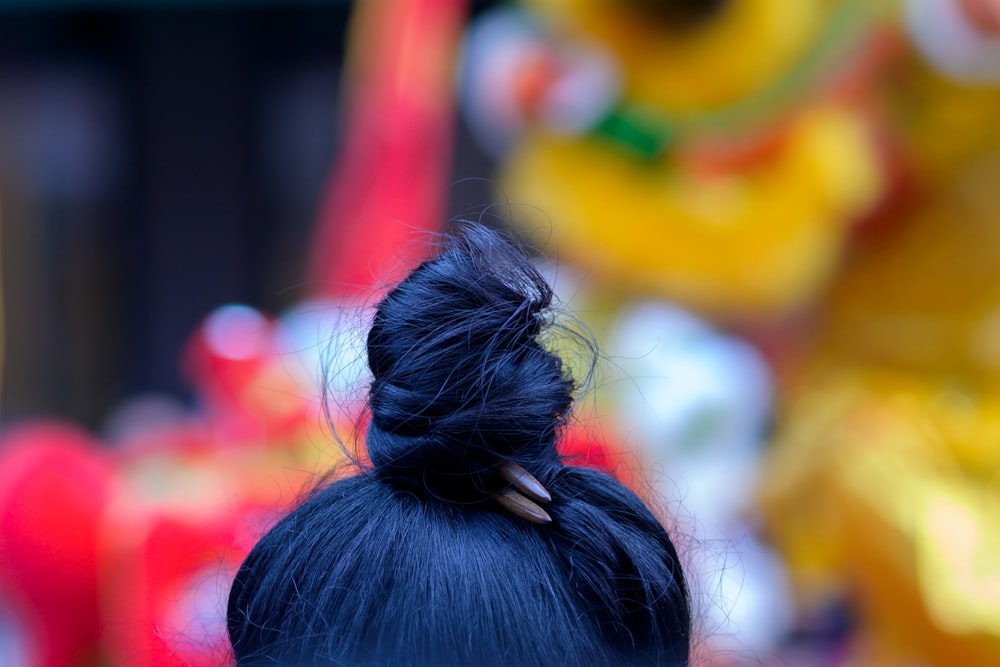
[227,224,691,666]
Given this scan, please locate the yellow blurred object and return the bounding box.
[762,367,1000,665]
[505,105,881,317]
[887,57,1000,182]
[490,0,887,318]
[820,156,1000,382]
[763,86,1000,658]
[526,0,827,112]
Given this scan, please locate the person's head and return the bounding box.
[227,224,691,666]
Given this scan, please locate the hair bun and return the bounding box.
[364,225,575,500]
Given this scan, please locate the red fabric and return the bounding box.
[100,506,245,667]
[0,424,114,667]
[558,427,618,475]
[307,0,470,300]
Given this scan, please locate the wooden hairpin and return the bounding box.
[494,461,552,524]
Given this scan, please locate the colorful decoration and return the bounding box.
[462,1,1000,664]
[462,0,889,318]
[761,2,1000,662]
[0,303,354,666]
[459,1,894,660]
[762,367,1000,665]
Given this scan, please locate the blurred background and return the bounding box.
[1,0,1000,665]
[0,0,495,427]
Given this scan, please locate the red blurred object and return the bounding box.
[960,0,1000,34]
[100,498,246,667]
[182,305,275,418]
[0,424,116,667]
[307,0,470,299]
[512,52,567,120]
[181,304,315,449]
[680,121,791,178]
[558,427,617,475]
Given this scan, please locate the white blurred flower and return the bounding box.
[274,300,372,411]
[905,0,1000,85]
[609,302,792,654]
[460,8,621,155]
[611,302,771,530]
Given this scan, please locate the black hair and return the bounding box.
[227,224,691,666]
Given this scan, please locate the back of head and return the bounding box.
[227,225,691,666]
